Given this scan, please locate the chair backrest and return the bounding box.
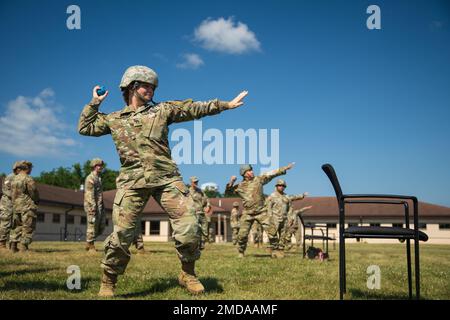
[321,164,343,200]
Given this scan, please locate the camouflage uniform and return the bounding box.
[206,212,214,243]
[0,173,15,246]
[78,92,229,276]
[283,208,308,248]
[84,170,106,244]
[225,165,290,254]
[230,203,240,245]
[189,179,210,249]
[10,171,39,248]
[267,186,305,250]
[251,220,263,245]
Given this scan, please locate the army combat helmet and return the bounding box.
[275,179,287,187]
[240,164,253,176]
[232,201,239,207]
[90,158,104,168]
[119,65,159,89]
[15,160,32,171]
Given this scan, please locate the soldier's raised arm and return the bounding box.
[225,175,239,196]
[167,91,248,124]
[78,86,111,136]
[289,192,309,202]
[260,162,295,185]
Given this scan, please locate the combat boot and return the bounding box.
[18,243,28,252]
[0,240,7,250]
[271,249,285,259]
[10,242,18,253]
[178,262,204,295]
[86,242,96,253]
[98,270,117,297]
[237,252,245,258]
[136,247,145,255]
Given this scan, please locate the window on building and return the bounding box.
[80,216,87,225]
[439,224,450,230]
[66,215,75,224]
[52,214,61,224]
[348,223,358,228]
[392,223,403,228]
[419,223,427,230]
[150,221,160,235]
[37,212,45,223]
[141,221,146,235]
[370,223,381,227]
[327,223,337,229]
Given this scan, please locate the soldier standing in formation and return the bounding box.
[225,163,295,259]
[283,206,313,250]
[84,158,106,252]
[266,179,308,251]
[230,201,241,245]
[0,162,19,249]
[78,65,248,296]
[189,176,211,250]
[9,161,39,252]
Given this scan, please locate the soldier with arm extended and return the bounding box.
[267,179,309,251]
[84,158,106,252]
[78,65,248,297]
[282,205,313,250]
[225,162,295,258]
[0,162,19,250]
[9,161,39,252]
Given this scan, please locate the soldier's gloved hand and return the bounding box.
[92,85,109,103]
[230,176,237,183]
[286,162,295,170]
[303,192,309,198]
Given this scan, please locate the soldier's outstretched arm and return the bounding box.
[289,192,309,201]
[294,205,313,216]
[225,175,238,196]
[260,162,295,185]
[78,86,111,136]
[168,91,248,124]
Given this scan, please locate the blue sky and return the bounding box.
[1,0,449,206]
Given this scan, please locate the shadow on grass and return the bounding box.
[117,276,224,298]
[0,277,97,293]
[32,248,72,253]
[349,288,415,300]
[0,267,58,277]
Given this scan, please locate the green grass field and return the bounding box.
[0,241,449,300]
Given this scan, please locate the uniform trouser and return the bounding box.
[0,199,13,242]
[86,210,106,243]
[282,224,299,247]
[231,226,239,245]
[237,210,279,253]
[133,221,144,250]
[272,217,288,249]
[10,210,36,245]
[101,180,200,275]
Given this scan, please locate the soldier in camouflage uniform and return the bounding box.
[9,161,39,252]
[283,206,313,250]
[250,220,263,248]
[84,158,106,252]
[225,163,295,258]
[133,221,145,254]
[0,162,19,249]
[78,65,248,296]
[230,201,240,245]
[189,176,211,250]
[266,179,308,250]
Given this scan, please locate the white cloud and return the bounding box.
[194,17,261,55]
[176,53,205,69]
[0,88,77,157]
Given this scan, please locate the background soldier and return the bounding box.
[9,161,39,252]
[133,220,145,254]
[230,201,241,245]
[189,176,211,250]
[251,220,263,248]
[84,158,106,252]
[267,179,308,251]
[0,162,19,249]
[225,163,295,258]
[78,65,247,297]
[283,206,313,250]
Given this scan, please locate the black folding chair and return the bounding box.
[322,164,428,300]
[299,215,335,258]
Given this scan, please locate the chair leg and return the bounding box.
[339,235,345,299]
[414,238,420,299]
[342,238,347,294]
[406,239,412,299]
